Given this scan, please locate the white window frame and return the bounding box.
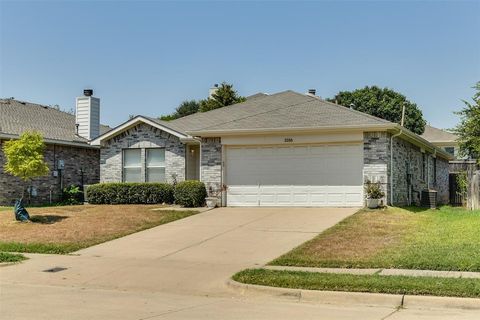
[146,148,166,182]
[122,148,142,182]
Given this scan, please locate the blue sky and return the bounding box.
[1,1,479,129]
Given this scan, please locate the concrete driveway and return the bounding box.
[2,207,479,319]
[1,207,356,296]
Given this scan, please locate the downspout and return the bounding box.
[390,129,403,206]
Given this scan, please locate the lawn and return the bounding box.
[270,206,480,272]
[0,252,27,263]
[233,269,480,298]
[0,204,199,254]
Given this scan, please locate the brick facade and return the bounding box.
[0,139,100,206]
[363,132,450,206]
[200,138,222,198]
[100,123,186,183]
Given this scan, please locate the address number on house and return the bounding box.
[284,138,294,143]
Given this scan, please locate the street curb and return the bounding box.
[227,279,480,310]
[226,279,403,308]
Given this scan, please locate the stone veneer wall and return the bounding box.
[0,139,100,205]
[390,136,449,206]
[363,132,390,205]
[363,132,449,206]
[200,138,222,198]
[100,123,185,183]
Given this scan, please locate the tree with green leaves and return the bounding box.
[160,100,200,121]
[3,131,49,199]
[199,82,246,112]
[453,82,480,160]
[328,86,426,135]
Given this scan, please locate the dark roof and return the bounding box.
[0,99,110,145]
[421,125,458,143]
[165,90,391,134]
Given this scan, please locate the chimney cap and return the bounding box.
[83,89,93,96]
[308,89,316,95]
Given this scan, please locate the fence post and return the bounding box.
[471,171,480,210]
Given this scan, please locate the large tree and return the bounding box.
[328,86,426,135]
[199,82,246,112]
[3,131,49,199]
[453,82,480,160]
[160,100,200,121]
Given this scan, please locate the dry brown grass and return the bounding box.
[271,207,426,267]
[0,204,198,253]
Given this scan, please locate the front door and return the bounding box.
[186,145,200,180]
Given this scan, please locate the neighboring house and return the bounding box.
[0,91,108,205]
[421,125,460,159]
[92,90,452,207]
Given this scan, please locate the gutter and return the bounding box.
[0,132,99,149]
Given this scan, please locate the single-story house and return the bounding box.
[0,91,108,205]
[421,125,460,159]
[91,90,453,207]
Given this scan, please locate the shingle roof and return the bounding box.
[0,99,110,145]
[421,125,458,143]
[165,90,391,134]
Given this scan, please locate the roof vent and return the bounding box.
[307,89,316,96]
[83,89,93,97]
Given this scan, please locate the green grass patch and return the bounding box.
[0,207,11,212]
[270,206,480,272]
[233,269,480,298]
[0,252,27,263]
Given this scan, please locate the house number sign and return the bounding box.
[284,138,294,142]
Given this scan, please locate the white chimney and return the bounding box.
[75,89,100,140]
[209,83,219,98]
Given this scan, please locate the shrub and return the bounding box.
[365,180,385,199]
[62,184,83,205]
[174,180,207,207]
[86,183,174,205]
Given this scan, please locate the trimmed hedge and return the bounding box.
[86,183,174,205]
[174,180,207,208]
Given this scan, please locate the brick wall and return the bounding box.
[200,138,222,198]
[100,123,185,183]
[363,132,450,206]
[363,132,390,205]
[0,139,99,205]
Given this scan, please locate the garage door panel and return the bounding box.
[226,145,363,207]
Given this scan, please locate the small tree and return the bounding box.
[328,86,426,135]
[199,82,246,112]
[453,82,480,161]
[3,131,49,200]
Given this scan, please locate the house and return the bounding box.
[91,89,453,207]
[421,125,460,158]
[0,90,108,205]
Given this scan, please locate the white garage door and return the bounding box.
[225,144,363,207]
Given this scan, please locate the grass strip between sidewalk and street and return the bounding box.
[0,252,27,263]
[233,269,480,298]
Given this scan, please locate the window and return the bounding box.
[444,147,455,156]
[123,149,142,182]
[146,148,166,182]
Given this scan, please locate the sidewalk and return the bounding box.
[264,265,480,279]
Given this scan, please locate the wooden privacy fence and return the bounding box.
[468,171,480,210]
